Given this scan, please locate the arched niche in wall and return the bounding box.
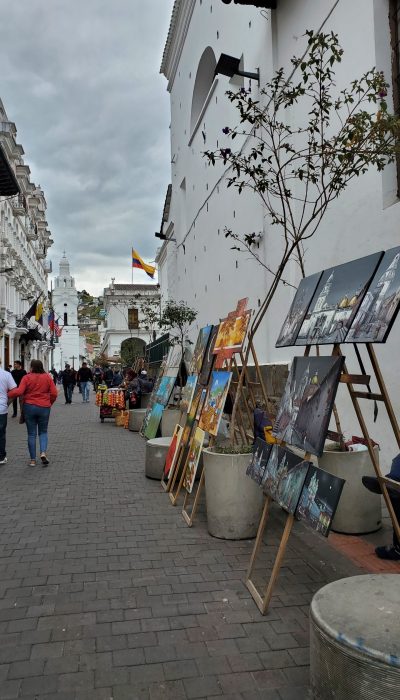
[190,47,217,135]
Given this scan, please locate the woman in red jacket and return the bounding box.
[9,359,58,467]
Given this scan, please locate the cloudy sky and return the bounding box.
[0,0,174,294]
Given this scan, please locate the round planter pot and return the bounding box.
[128,409,147,432]
[161,408,182,437]
[318,446,381,535]
[145,437,172,479]
[203,449,264,540]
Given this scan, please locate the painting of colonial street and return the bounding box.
[276,272,322,347]
[246,438,273,485]
[296,465,345,536]
[346,246,400,343]
[261,445,311,514]
[296,253,383,345]
[273,356,344,457]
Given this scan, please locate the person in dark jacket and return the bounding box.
[61,365,76,404]
[76,362,93,403]
[103,366,114,388]
[11,360,27,418]
[362,453,400,560]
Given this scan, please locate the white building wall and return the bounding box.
[161,0,400,465]
[52,254,80,370]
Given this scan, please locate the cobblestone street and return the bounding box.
[0,394,373,699]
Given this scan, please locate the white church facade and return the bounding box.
[158,0,400,464]
[52,254,80,371]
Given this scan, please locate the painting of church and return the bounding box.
[273,356,344,457]
[346,246,400,343]
[261,445,311,514]
[296,253,383,345]
[246,438,273,485]
[276,272,322,347]
[296,465,345,537]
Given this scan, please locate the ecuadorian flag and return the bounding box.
[132,248,156,279]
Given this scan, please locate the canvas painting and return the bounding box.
[296,252,383,345]
[213,299,251,368]
[140,368,165,437]
[273,356,344,457]
[346,246,400,343]
[246,438,273,485]
[261,445,311,514]
[296,465,345,536]
[155,376,176,406]
[276,272,322,347]
[198,370,232,436]
[144,402,164,440]
[163,424,184,480]
[183,427,205,493]
[180,375,197,413]
[199,324,219,387]
[164,345,182,377]
[195,388,207,421]
[189,325,213,375]
[182,385,203,444]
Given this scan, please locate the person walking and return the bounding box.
[77,362,93,403]
[11,360,27,418]
[61,364,76,404]
[0,363,17,465]
[8,359,57,467]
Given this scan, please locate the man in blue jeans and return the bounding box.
[77,362,93,403]
[0,364,17,465]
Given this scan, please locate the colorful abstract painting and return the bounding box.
[189,325,213,375]
[346,246,400,343]
[213,299,251,368]
[276,273,322,347]
[180,375,197,413]
[273,356,344,457]
[246,438,273,485]
[144,402,164,440]
[296,465,345,536]
[296,253,383,345]
[163,424,184,481]
[183,428,205,493]
[182,385,203,444]
[198,370,232,436]
[261,445,311,514]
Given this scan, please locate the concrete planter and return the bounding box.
[145,437,172,479]
[128,409,147,432]
[161,408,182,437]
[203,449,264,540]
[318,446,381,535]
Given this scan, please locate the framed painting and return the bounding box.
[246,438,273,486]
[276,272,322,347]
[163,424,184,481]
[346,246,400,343]
[261,444,311,515]
[189,325,213,375]
[273,356,344,457]
[144,402,164,440]
[180,375,197,413]
[183,428,206,493]
[198,370,232,436]
[295,465,345,536]
[296,252,383,345]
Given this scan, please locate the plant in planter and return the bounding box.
[160,299,197,398]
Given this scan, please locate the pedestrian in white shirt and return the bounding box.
[0,365,17,464]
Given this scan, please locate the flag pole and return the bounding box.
[131,247,133,285]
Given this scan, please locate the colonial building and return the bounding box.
[159,0,400,464]
[99,281,161,364]
[52,254,80,370]
[0,98,53,369]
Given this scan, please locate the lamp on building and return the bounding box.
[155,231,176,242]
[221,0,277,7]
[214,53,259,84]
[0,268,13,274]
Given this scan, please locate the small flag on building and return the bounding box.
[35,302,43,325]
[48,310,55,331]
[25,298,38,320]
[54,319,62,337]
[132,248,156,279]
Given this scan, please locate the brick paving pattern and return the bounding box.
[0,393,385,699]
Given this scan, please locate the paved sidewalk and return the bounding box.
[0,394,374,699]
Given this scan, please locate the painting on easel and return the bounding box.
[296,252,383,345]
[246,438,273,485]
[164,424,184,481]
[199,324,219,387]
[296,465,345,536]
[261,444,311,515]
[190,325,213,375]
[273,356,344,457]
[180,375,197,413]
[164,346,182,377]
[213,299,251,368]
[155,376,176,406]
[346,246,400,343]
[198,370,232,436]
[144,402,164,440]
[183,428,205,493]
[182,385,203,444]
[276,272,322,347]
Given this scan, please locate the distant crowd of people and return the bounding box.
[0,360,155,469]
